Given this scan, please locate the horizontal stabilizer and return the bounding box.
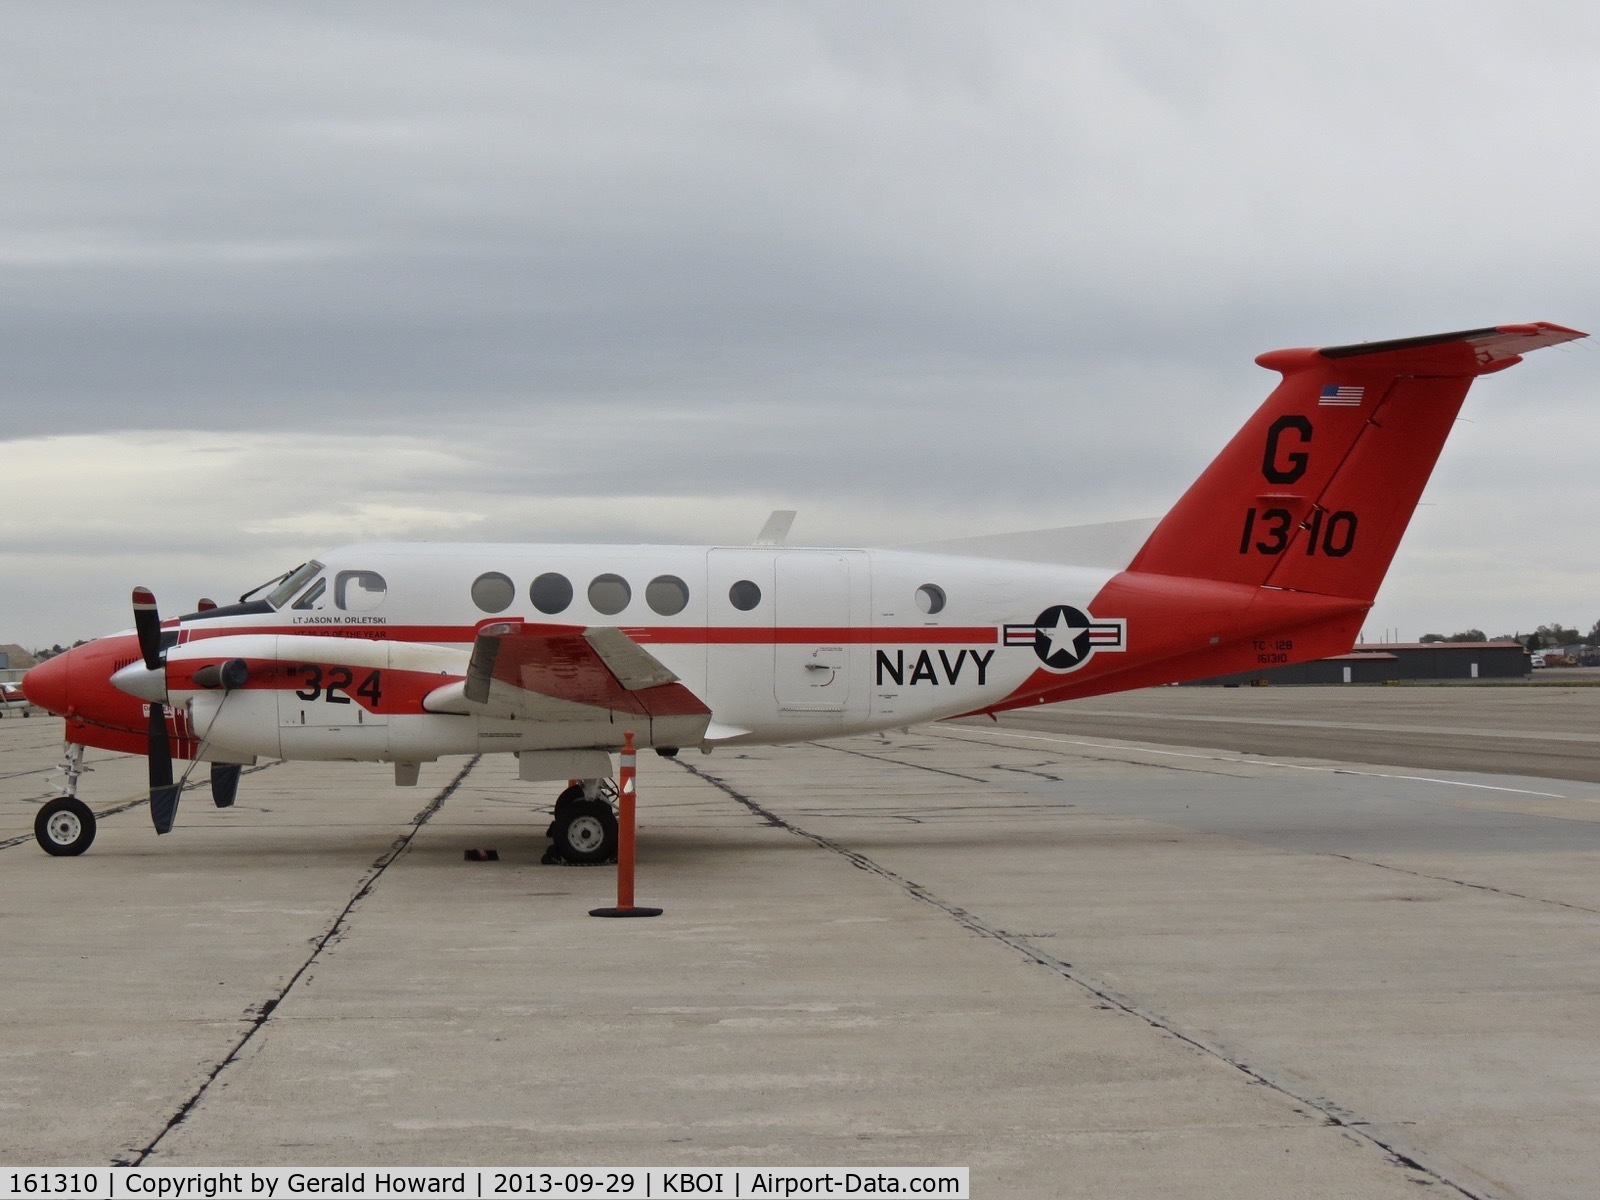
[1317,322,1584,366]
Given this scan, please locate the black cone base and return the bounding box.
[589,906,663,918]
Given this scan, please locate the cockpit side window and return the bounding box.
[264,561,324,610]
[290,579,326,610]
[335,570,388,612]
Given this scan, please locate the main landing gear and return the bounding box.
[36,744,95,856]
[544,781,619,866]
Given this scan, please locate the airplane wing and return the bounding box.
[424,620,711,745]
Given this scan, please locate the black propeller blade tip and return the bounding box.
[150,785,181,835]
[211,763,241,808]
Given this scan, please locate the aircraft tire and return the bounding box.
[35,797,96,857]
[550,798,617,866]
[547,784,586,838]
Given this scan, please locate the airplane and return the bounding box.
[1,681,31,714]
[21,322,1584,858]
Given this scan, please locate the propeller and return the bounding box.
[129,588,250,833]
[134,588,181,834]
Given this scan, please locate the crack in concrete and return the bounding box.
[112,755,480,1166]
[930,729,1257,778]
[677,756,1500,1200]
[1332,854,1600,916]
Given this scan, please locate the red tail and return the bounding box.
[1127,323,1584,603]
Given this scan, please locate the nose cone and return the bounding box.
[21,653,71,715]
[111,660,168,704]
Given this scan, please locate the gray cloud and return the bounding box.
[2,1,1597,646]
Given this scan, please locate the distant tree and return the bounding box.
[1525,631,1545,650]
[1535,623,1581,648]
[1446,629,1487,643]
[1587,619,1600,647]
[1419,633,1445,643]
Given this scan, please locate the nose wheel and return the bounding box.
[35,797,97,856]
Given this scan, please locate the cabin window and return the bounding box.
[646,575,690,616]
[335,570,387,612]
[588,573,631,616]
[728,580,762,611]
[471,572,516,614]
[291,579,326,610]
[915,584,946,615]
[530,572,573,614]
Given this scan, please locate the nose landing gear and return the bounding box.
[36,743,96,856]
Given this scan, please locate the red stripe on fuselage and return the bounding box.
[178,623,1000,646]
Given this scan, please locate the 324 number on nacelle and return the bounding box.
[293,665,383,707]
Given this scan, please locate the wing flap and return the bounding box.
[583,627,680,690]
[427,621,711,730]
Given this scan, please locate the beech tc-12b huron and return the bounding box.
[22,322,1583,858]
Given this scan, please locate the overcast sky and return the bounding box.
[3,1,1597,649]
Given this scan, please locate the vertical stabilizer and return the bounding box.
[1126,323,1583,602]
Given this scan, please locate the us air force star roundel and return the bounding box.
[1002,605,1127,672]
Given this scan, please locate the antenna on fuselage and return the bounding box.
[754,510,796,547]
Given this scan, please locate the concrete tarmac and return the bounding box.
[3,688,1600,1199]
[975,682,1600,784]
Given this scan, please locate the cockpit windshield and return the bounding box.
[261,561,325,610]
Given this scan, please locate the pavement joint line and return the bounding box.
[675,753,1499,1200]
[0,761,287,852]
[804,740,990,783]
[0,755,135,783]
[1332,854,1600,916]
[940,727,1581,799]
[114,754,481,1167]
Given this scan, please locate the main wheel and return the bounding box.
[546,783,586,838]
[550,797,617,865]
[35,797,96,856]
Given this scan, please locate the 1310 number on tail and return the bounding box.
[1239,507,1357,557]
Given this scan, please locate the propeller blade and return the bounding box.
[132,587,163,672]
[147,704,179,834]
[150,784,181,834]
[211,763,241,809]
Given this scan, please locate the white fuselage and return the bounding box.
[168,541,1122,764]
